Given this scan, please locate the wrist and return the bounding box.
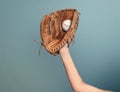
[59,46,69,55]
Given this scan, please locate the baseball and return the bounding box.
[62,19,71,31]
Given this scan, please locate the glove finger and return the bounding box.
[40,15,52,45]
[54,16,59,38]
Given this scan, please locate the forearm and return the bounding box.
[59,47,112,92]
[60,47,84,92]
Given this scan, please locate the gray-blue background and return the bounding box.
[0,0,120,92]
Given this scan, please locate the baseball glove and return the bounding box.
[40,9,79,55]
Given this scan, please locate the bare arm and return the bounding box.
[59,45,112,92]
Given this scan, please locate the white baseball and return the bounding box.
[62,19,71,31]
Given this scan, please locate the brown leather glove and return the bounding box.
[40,9,79,55]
